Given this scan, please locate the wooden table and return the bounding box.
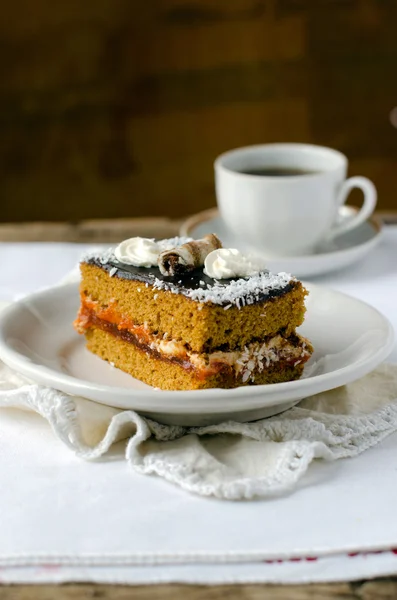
[1,215,397,600]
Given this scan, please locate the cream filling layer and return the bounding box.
[76,295,311,381]
[153,334,311,381]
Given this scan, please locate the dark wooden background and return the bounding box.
[1,0,397,222]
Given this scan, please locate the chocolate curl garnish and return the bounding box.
[158,234,222,276]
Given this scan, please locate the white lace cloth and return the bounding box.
[2,361,397,500]
[2,238,397,583]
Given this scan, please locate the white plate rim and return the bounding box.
[0,282,394,414]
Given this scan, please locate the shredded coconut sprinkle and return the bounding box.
[82,239,294,308]
[151,270,293,307]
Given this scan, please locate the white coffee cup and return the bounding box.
[214,143,377,256]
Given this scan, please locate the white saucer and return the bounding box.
[0,282,393,426]
[180,207,383,278]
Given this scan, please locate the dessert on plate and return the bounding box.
[74,235,313,390]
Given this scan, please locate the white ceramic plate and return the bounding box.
[0,282,393,426]
[180,207,383,278]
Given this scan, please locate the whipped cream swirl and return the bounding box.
[114,237,160,267]
[204,248,266,279]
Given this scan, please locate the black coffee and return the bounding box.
[240,167,319,176]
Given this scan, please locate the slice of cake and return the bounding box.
[74,235,313,390]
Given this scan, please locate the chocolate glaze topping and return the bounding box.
[82,242,296,308]
[87,255,228,290]
[86,255,294,306]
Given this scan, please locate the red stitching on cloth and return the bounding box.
[348,550,396,559]
[261,550,397,565]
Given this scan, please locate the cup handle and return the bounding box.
[329,176,377,239]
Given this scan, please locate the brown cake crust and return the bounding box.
[79,262,308,353]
